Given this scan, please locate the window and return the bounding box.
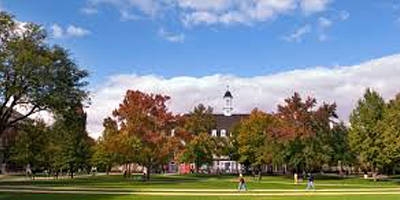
[221,129,226,137]
[170,129,175,137]
[212,129,217,137]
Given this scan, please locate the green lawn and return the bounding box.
[3,194,400,200]
[1,174,400,199]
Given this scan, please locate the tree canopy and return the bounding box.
[0,12,88,136]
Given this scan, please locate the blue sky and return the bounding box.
[3,0,400,137]
[3,0,400,86]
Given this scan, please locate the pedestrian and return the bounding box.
[306,173,315,190]
[238,175,247,192]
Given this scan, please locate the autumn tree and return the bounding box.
[276,92,341,173]
[349,89,386,174]
[0,12,88,136]
[112,90,176,181]
[235,109,279,176]
[91,118,122,174]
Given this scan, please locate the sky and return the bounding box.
[2,0,400,138]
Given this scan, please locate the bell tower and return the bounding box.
[223,86,233,116]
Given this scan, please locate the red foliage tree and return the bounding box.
[112,90,177,180]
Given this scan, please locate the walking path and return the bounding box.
[1,185,400,196]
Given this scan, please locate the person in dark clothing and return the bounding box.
[306,173,315,190]
[238,176,247,191]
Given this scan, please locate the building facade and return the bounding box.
[209,88,248,174]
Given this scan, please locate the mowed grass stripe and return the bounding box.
[1,185,400,192]
[3,188,400,196]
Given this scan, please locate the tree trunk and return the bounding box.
[128,164,131,177]
[145,165,151,181]
[195,161,200,173]
[70,165,74,179]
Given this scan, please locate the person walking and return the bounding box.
[306,173,315,190]
[238,175,247,192]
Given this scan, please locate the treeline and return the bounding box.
[11,106,93,178]
[234,90,400,176]
[90,88,400,180]
[1,12,91,177]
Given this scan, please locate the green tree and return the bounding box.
[236,109,278,175]
[91,140,116,174]
[379,94,400,173]
[92,117,137,175]
[329,123,355,174]
[349,89,385,173]
[183,104,216,135]
[179,132,215,173]
[10,120,49,175]
[51,104,93,178]
[0,12,88,136]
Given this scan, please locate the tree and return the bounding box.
[91,140,116,174]
[179,132,215,173]
[112,90,176,181]
[51,104,93,178]
[379,94,400,173]
[276,92,340,173]
[329,123,354,174]
[235,109,278,176]
[0,12,88,136]
[92,117,140,175]
[349,89,386,173]
[183,104,216,135]
[10,120,49,175]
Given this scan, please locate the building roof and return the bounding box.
[223,90,233,98]
[213,114,249,131]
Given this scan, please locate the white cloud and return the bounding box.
[81,7,99,15]
[283,24,311,42]
[318,17,332,28]
[86,0,333,26]
[300,0,332,14]
[177,0,232,11]
[158,28,185,43]
[120,10,141,21]
[86,54,400,138]
[51,24,91,39]
[51,24,64,38]
[66,25,91,37]
[316,10,348,42]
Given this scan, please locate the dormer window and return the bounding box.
[221,129,227,137]
[212,129,217,137]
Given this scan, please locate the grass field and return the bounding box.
[1,174,400,199]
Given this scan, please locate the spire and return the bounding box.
[223,85,233,98]
[223,85,233,116]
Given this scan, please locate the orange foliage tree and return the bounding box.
[111,90,178,180]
